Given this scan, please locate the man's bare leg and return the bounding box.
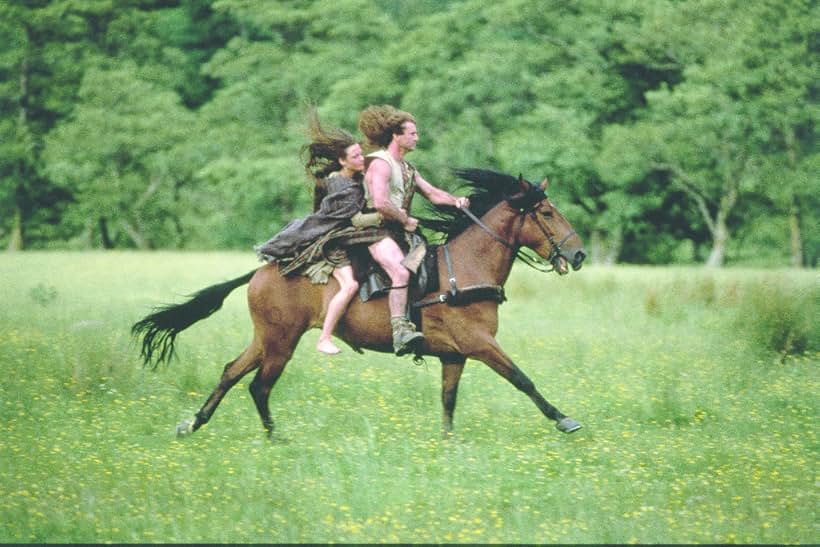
[369,237,424,354]
[369,238,409,316]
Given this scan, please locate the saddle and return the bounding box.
[353,243,506,330]
[355,244,440,305]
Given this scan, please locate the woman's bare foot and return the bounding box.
[317,338,341,355]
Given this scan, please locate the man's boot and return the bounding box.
[391,316,425,356]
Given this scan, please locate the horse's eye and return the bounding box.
[541,210,553,218]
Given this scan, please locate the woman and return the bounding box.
[256,112,381,354]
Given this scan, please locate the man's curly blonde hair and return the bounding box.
[358,105,416,149]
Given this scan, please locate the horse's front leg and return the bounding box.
[440,354,466,437]
[469,335,581,434]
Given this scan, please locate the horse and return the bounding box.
[132,168,587,438]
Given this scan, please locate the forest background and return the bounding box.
[1,0,816,267]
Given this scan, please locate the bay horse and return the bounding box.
[132,168,586,438]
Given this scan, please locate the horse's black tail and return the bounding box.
[132,269,258,368]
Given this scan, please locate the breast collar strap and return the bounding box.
[412,243,506,309]
[443,242,459,297]
[412,206,536,309]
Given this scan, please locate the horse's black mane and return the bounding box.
[418,168,544,243]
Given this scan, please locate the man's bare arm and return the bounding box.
[415,173,470,209]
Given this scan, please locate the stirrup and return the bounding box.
[394,330,424,356]
[392,318,425,356]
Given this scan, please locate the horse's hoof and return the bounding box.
[176,418,195,437]
[556,417,582,433]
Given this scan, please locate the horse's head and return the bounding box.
[423,168,586,274]
[506,175,586,274]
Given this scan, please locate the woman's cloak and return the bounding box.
[255,173,364,261]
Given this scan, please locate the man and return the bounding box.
[357,105,469,355]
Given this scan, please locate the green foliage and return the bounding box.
[191,153,310,247]
[597,0,816,265]
[0,0,815,266]
[0,1,94,248]
[43,65,196,248]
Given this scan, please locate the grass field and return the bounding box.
[0,252,817,544]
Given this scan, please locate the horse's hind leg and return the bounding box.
[441,355,466,437]
[176,341,262,436]
[248,335,302,438]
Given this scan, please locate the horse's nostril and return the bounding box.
[574,251,586,270]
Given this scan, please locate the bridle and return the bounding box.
[460,204,575,272]
[529,209,578,267]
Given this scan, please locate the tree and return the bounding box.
[1,0,222,249]
[1,0,812,261]
[737,1,817,267]
[43,66,195,248]
[0,1,107,249]
[599,0,816,266]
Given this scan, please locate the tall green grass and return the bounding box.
[0,252,816,543]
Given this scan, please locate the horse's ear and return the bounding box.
[540,177,549,191]
[517,173,529,192]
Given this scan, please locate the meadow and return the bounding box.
[0,252,816,544]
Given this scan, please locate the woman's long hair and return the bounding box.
[300,108,358,211]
